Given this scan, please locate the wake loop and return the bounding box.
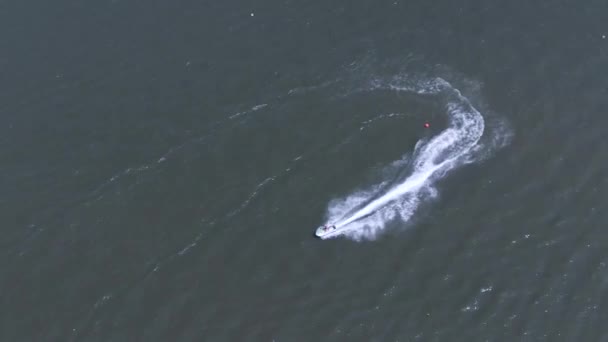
[316,76,488,240]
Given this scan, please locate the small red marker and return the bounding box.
[424,122,430,128]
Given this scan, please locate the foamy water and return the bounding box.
[319,77,487,240]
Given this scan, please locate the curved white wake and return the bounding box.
[316,77,485,240]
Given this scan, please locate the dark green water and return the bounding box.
[2,1,608,341]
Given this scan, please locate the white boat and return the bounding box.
[314,224,344,238]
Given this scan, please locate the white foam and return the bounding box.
[320,77,486,240]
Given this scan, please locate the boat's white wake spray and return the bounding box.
[316,77,486,240]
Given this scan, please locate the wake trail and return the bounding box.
[318,77,487,240]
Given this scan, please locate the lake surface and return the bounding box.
[2,0,608,341]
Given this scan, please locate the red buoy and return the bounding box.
[424,122,430,128]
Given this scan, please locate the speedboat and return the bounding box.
[314,224,339,238]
